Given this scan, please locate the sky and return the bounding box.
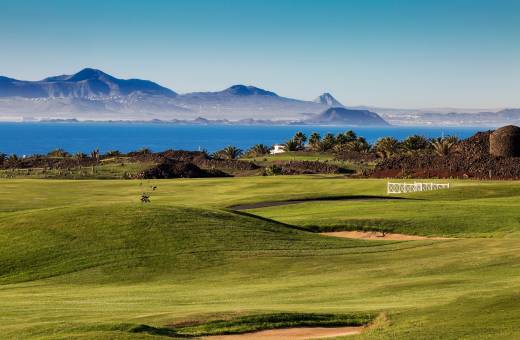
[0,0,519,109]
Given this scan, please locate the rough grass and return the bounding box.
[242,151,336,162]
[1,177,520,339]
[243,151,371,173]
[0,161,154,179]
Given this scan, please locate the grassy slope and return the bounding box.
[0,177,520,339]
[246,182,520,237]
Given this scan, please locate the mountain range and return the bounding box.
[0,68,389,125]
[3,68,519,126]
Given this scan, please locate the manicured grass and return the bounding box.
[246,181,520,237]
[0,177,520,339]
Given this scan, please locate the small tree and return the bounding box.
[292,131,307,150]
[336,130,357,145]
[104,150,121,158]
[5,154,20,168]
[216,145,243,160]
[401,135,429,154]
[73,152,87,166]
[74,152,87,159]
[308,132,321,151]
[431,136,459,156]
[48,148,69,158]
[264,164,283,176]
[374,137,400,159]
[246,144,271,157]
[90,148,100,163]
[140,148,152,154]
[343,138,371,153]
[320,133,336,151]
[283,139,299,152]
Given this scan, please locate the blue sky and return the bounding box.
[0,0,519,108]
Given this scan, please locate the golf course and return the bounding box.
[1,176,520,339]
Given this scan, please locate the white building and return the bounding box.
[270,144,286,155]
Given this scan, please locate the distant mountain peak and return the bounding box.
[223,85,277,96]
[0,68,176,99]
[42,68,111,82]
[314,92,344,107]
[67,68,113,82]
[307,107,389,126]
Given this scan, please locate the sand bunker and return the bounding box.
[205,326,361,340]
[321,231,450,241]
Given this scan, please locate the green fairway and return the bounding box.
[1,177,520,339]
[246,182,520,237]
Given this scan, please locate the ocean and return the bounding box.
[0,122,488,155]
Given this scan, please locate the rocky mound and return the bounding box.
[0,156,96,170]
[273,161,350,175]
[453,131,491,158]
[128,150,210,163]
[489,125,520,157]
[197,159,260,171]
[373,129,520,180]
[136,160,229,179]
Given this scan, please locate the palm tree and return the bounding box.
[219,145,243,160]
[90,148,100,163]
[104,150,121,158]
[48,148,69,158]
[320,133,336,151]
[346,138,371,153]
[137,148,152,155]
[292,131,307,150]
[5,154,20,168]
[247,144,271,157]
[336,130,357,145]
[0,153,6,166]
[283,139,299,152]
[374,137,400,158]
[308,132,321,151]
[431,136,459,156]
[401,135,429,154]
[73,152,87,167]
[74,152,87,159]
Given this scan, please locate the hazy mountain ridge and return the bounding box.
[0,68,176,99]
[1,68,518,126]
[381,108,520,126]
[0,68,336,120]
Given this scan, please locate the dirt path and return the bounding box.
[321,231,451,241]
[204,326,362,340]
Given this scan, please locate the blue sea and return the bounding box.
[0,122,489,155]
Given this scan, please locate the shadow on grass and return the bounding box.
[128,312,375,338]
[229,195,414,211]
[226,209,311,232]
